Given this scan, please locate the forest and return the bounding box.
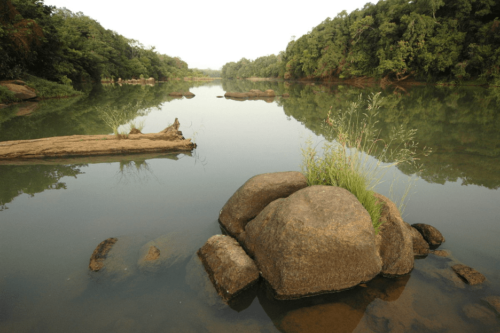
[0,0,202,84]
[221,0,500,84]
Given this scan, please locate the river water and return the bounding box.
[0,80,499,332]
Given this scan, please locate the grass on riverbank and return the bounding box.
[302,93,432,232]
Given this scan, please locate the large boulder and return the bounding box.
[198,235,260,302]
[219,171,307,241]
[244,186,382,299]
[0,83,36,100]
[374,194,414,276]
[412,223,445,247]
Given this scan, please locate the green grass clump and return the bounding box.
[301,93,432,233]
[24,75,83,99]
[0,86,18,104]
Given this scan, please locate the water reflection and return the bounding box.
[222,80,500,189]
[0,80,215,142]
[0,153,189,210]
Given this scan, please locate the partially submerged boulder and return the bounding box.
[198,235,259,302]
[405,223,430,257]
[244,186,382,299]
[89,237,118,271]
[452,264,486,285]
[374,194,414,276]
[412,223,445,247]
[219,171,307,241]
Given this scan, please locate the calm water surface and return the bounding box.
[0,80,499,332]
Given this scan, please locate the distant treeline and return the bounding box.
[0,0,202,84]
[222,0,500,83]
[193,68,221,78]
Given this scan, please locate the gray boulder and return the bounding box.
[198,235,260,302]
[374,194,414,276]
[244,186,382,299]
[219,171,307,241]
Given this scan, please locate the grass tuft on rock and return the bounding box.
[302,93,432,233]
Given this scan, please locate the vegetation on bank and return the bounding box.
[302,93,432,231]
[0,0,202,85]
[222,0,500,84]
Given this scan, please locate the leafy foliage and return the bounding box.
[0,0,200,83]
[222,0,500,83]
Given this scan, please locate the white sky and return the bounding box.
[43,0,372,70]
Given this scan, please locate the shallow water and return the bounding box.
[0,80,499,332]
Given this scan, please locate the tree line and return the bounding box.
[0,0,202,84]
[222,0,500,84]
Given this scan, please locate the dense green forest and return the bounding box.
[222,0,500,84]
[0,0,201,84]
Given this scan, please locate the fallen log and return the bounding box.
[0,118,196,161]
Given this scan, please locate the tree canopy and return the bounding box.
[222,0,500,83]
[0,0,200,83]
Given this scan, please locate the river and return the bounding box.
[0,80,499,332]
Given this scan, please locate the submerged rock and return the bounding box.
[89,237,118,271]
[374,193,414,276]
[144,245,160,261]
[245,186,382,299]
[452,264,486,285]
[482,296,500,315]
[198,235,259,302]
[411,223,445,247]
[219,171,307,241]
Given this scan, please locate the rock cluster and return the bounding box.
[198,171,484,302]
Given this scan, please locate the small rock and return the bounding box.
[89,237,118,271]
[482,296,500,315]
[144,245,160,261]
[216,96,223,98]
[129,128,142,135]
[452,264,486,285]
[219,171,307,241]
[198,235,259,302]
[411,223,445,247]
[282,93,290,97]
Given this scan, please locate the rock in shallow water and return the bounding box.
[89,237,118,271]
[198,235,259,302]
[411,223,445,247]
[244,186,382,299]
[219,171,307,241]
[452,264,486,285]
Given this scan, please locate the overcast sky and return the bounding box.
[43,0,372,70]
